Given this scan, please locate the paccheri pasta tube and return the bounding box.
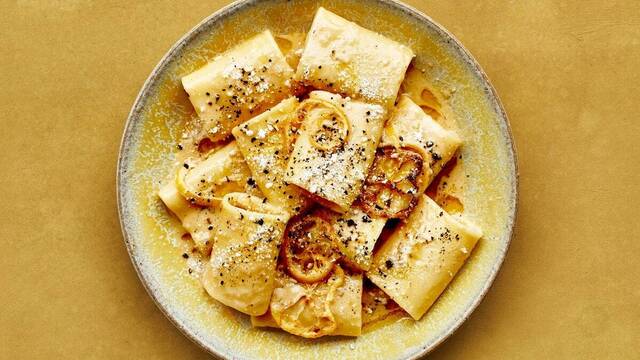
[296,7,414,108]
[182,30,295,142]
[232,97,310,213]
[329,206,387,271]
[158,182,217,254]
[201,193,290,316]
[367,195,482,320]
[176,141,262,206]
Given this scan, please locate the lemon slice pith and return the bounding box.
[360,147,423,219]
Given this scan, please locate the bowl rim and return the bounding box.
[116,0,519,358]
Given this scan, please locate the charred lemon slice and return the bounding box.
[297,98,350,152]
[282,214,340,283]
[360,147,423,219]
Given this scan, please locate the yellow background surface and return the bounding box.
[1,1,638,359]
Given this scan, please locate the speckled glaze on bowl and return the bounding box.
[116,0,518,358]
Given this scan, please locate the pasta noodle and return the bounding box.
[158,182,217,253]
[232,97,310,213]
[176,141,262,206]
[296,7,414,107]
[330,206,386,271]
[182,30,295,142]
[285,91,386,212]
[367,195,482,320]
[201,193,290,316]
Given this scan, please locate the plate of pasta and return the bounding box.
[117,1,517,359]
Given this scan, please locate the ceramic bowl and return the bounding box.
[117,0,518,358]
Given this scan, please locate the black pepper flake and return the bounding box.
[220,281,224,285]
[439,211,444,217]
[208,225,213,230]
[362,215,372,223]
[346,219,357,227]
[247,178,256,186]
[205,92,210,96]
[385,260,394,269]
[399,136,404,141]
[182,253,189,259]
[366,111,371,115]
[263,169,269,174]
[208,101,213,106]
[177,144,183,150]
[426,140,434,148]
[432,152,442,161]
[183,163,189,169]
[251,137,257,143]
[256,219,264,226]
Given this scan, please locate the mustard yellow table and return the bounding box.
[1,1,638,358]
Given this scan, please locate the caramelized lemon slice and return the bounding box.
[296,98,350,152]
[282,214,340,283]
[360,147,423,219]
